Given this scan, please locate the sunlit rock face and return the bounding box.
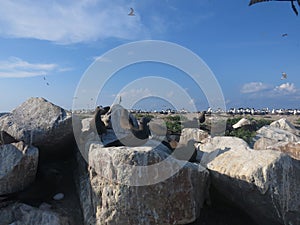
[0,141,38,195]
[269,118,299,136]
[0,97,74,160]
[253,118,300,160]
[179,128,209,145]
[266,142,300,160]
[196,136,250,167]
[207,149,300,225]
[76,142,210,225]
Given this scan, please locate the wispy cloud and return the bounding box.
[240,81,299,102]
[274,82,297,94]
[0,0,149,44]
[240,82,270,94]
[0,57,58,78]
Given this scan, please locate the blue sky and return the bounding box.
[0,0,299,112]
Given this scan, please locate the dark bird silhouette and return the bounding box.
[118,108,151,146]
[128,7,135,16]
[199,111,206,124]
[90,106,108,136]
[131,117,151,140]
[282,33,288,37]
[281,72,288,79]
[249,0,300,15]
[0,168,62,206]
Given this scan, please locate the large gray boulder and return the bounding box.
[254,119,300,159]
[0,203,70,225]
[0,97,74,160]
[207,149,300,225]
[0,141,38,194]
[179,128,209,145]
[255,125,299,143]
[196,136,249,167]
[76,142,209,225]
[259,141,300,160]
[270,118,299,136]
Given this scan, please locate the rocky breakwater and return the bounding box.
[254,118,300,160]
[0,97,74,160]
[207,149,300,225]
[193,118,300,225]
[76,141,209,225]
[0,97,82,225]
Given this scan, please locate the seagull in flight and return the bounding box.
[249,0,300,15]
[281,72,288,80]
[128,7,135,16]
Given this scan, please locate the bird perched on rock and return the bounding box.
[249,0,300,15]
[199,111,206,124]
[131,117,151,140]
[89,106,110,136]
[119,108,151,146]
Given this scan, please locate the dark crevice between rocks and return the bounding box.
[189,185,259,225]
[0,138,84,225]
[36,140,84,225]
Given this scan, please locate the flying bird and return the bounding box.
[281,72,288,79]
[128,7,135,16]
[282,33,288,37]
[249,0,300,15]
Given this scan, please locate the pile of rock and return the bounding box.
[1,97,299,225]
[254,118,300,160]
[0,97,81,225]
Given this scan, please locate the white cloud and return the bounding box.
[0,57,58,78]
[240,82,270,94]
[274,83,297,94]
[0,0,148,44]
[120,88,152,99]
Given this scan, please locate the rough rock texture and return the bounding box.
[76,142,209,225]
[196,136,249,167]
[0,203,70,225]
[75,151,96,225]
[254,119,300,160]
[267,142,300,160]
[254,137,300,160]
[253,136,277,151]
[270,118,300,136]
[0,97,74,160]
[207,149,300,225]
[0,141,38,194]
[179,128,209,144]
[255,126,299,143]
